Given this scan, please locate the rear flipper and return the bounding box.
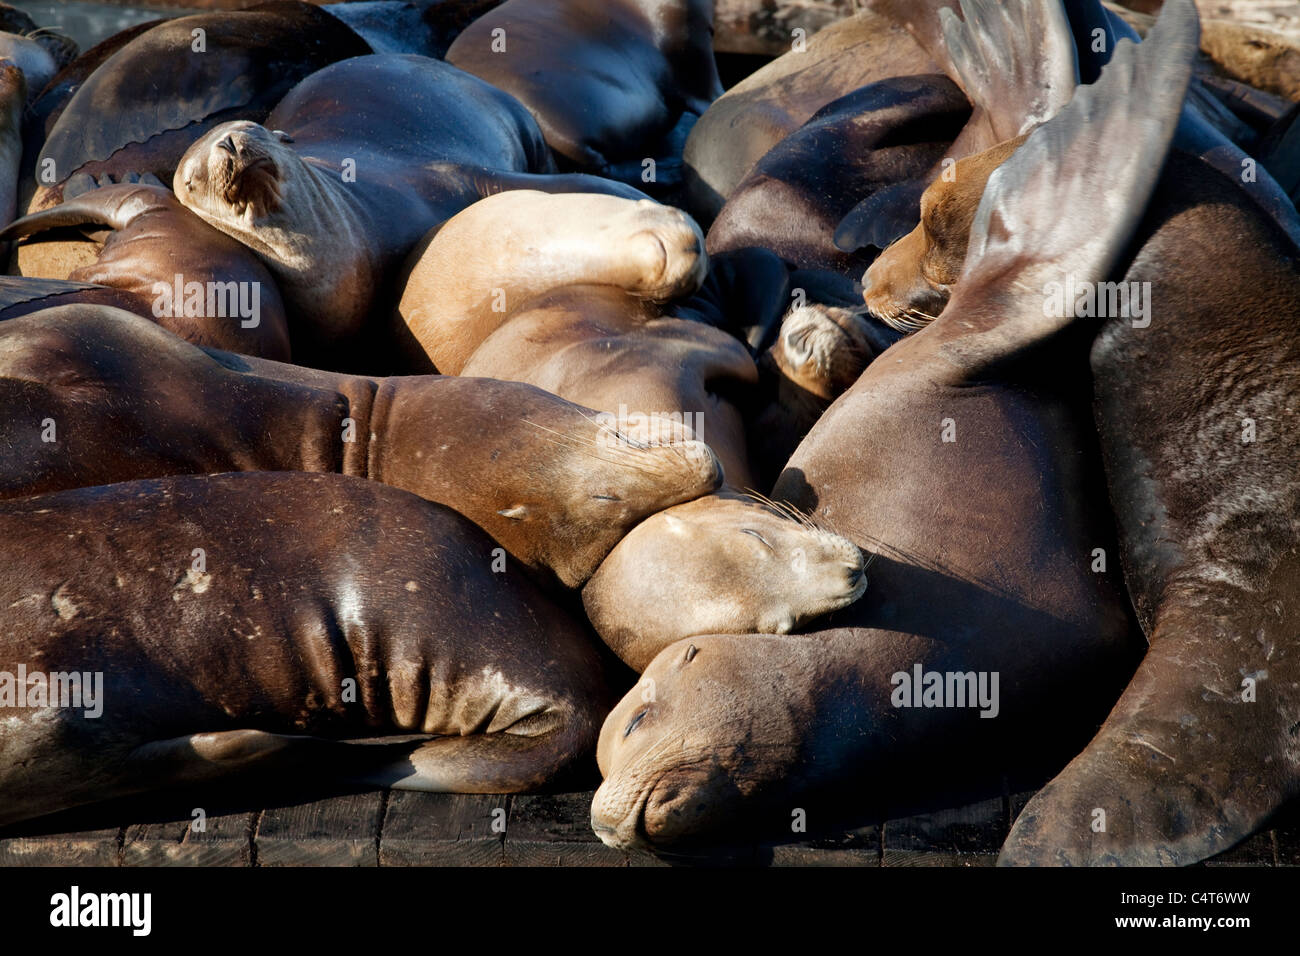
[1000,603,1300,865]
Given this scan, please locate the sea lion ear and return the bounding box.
[939,0,1079,141]
[938,0,1199,371]
[833,181,925,253]
[271,129,294,144]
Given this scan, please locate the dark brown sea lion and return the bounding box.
[583,490,867,672]
[29,2,372,214]
[397,191,758,487]
[176,54,646,367]
[705,74,970,277]
[0,471,619,827]
[997,75,1300,867]
[590,0,1196,854]
[0,304,722,589]
[0,183,291,359]
[444,0,722,182]
[681,9,938,223]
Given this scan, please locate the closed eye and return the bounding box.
[741,529,773,551]
[624,710,647,738]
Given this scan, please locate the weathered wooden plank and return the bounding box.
[503,792,628,867]
[379,792,507,866]
[0,827,121,867]
[882,797,1004,867]
[255,791,384,867]
[121,808,253,867]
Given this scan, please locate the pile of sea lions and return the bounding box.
[0,0,1296,868]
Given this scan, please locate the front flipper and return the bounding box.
[352,727,598,794]
[930,0,1199,378]
[1000,601,1300,865]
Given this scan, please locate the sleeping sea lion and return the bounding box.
[397,190,758,487]
[0,471,619,826]
[582,490,867,672]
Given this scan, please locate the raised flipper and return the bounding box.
[929,0,1198,377]
[939,0,1079,142]
[870,0,1078,155]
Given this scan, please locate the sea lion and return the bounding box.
[0,21,74,104]
[0,304,723,589]
[395,191,708,374]
[28,2,372,214]
[996,68,1300,868]
[681,10,938,223]
[583,491,867,672]
[396,190,758,487]
[705,74,970,276]
[0,471,619,826]
[590,0,1195,853]
[444,0,722,182]
[176,55,645,366]
[0,183,291,359]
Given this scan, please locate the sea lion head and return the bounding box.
[767,304,875,403]
[861,135,1025,333]
[583,491,866,671]
[592,634,821,853]
[175,121,296,228]
[533,412,726,587]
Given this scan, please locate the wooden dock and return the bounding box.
[2,785,1295,866]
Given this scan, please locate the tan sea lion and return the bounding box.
[0,304,722,589]
[0,471,619,827]
[582,491,867,672]
[397,190,758,488]
[395,191,708,375]
[590,0,1196,854]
